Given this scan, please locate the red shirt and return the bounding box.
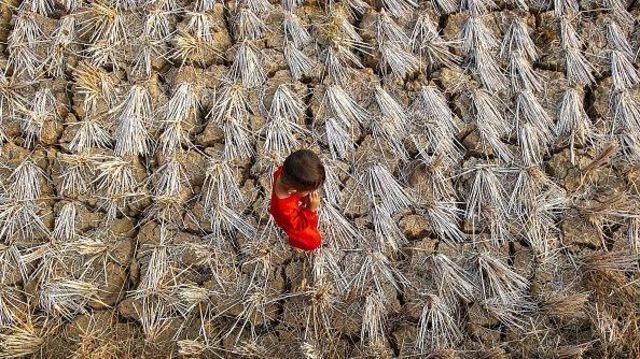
[269,166,322,251]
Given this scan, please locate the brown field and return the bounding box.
[0,0,639,358]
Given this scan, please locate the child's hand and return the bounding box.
[307,192,320,212]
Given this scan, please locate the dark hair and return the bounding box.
[281,149,326,191]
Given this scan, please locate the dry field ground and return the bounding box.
[0,0,639,358]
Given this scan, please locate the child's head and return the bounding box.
[280,149,325,197]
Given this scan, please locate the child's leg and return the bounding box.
[300,258,307,288]
[294,248,308,288]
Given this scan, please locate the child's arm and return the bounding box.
[279,200,319,231]
[275,195,322,250]
[286,223,321,250]
[279,202,322,250]
[307,192,320,212]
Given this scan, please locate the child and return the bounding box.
[269,149,325,251]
